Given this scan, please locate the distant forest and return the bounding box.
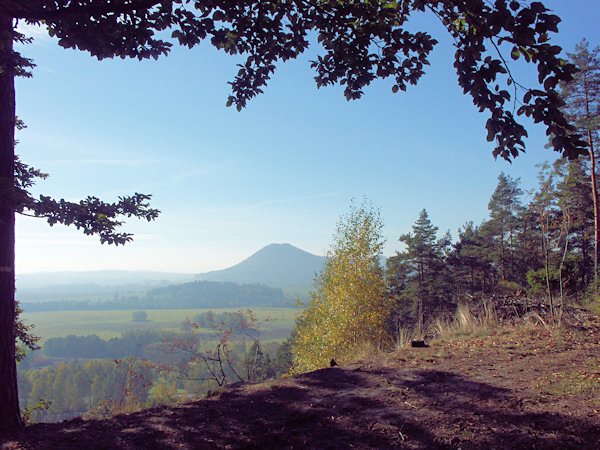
[21,281,291,312]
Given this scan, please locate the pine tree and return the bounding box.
[526,160,588,307]
[554,158,595,290]
[388,209,452,336]
[528,162,562,308]
[559,39,600,288]
[514,206,545,289]
[481,173,524,285]
[448,221,493,300]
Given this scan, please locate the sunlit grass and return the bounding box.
[430,303,499,343]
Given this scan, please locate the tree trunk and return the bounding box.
[500,224,506,281]
[509,226,515,281]
[558,208,571,323]
[582,73,599,293]
[542,215,554,315]
[588,131,599,294]
[417,257,424,337]
[0,14,22,431]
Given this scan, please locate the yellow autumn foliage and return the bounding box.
[291,200,393,373]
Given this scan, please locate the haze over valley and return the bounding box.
[17,243,324,308]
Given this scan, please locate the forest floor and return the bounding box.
[2,313,600,449]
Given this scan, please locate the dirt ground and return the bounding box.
[2,316,600,449]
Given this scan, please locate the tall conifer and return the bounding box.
[559,40,600,289]
[388,209,452,336]
[481,173,524,284]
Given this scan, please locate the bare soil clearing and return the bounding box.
[3,317,599,449]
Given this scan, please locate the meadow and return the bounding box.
[22,307,299,342]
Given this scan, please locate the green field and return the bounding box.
[22,307,299,342]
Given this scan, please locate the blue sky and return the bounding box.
[14,1,600,274]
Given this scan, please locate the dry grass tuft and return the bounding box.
[394,327,415,349]
[430,303,499,342]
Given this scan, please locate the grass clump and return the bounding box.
[430,303,498,342]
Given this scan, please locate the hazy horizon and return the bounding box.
[15,243,322,276]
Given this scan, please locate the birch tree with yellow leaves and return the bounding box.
[292,200,393,373]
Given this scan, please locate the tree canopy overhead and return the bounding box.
[5,0,588,160]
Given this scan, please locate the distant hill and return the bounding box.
[195,243,325,289]
[16,270,195,303]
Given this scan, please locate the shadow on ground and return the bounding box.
[3,362,599,449]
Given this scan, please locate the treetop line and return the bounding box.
[0,0,594,431]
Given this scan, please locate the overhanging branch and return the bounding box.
[8,0,165,21]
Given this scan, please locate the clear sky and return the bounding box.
[13,1,600,275]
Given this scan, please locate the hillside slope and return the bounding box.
[3,318,600,448]
[195,243,325,288]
